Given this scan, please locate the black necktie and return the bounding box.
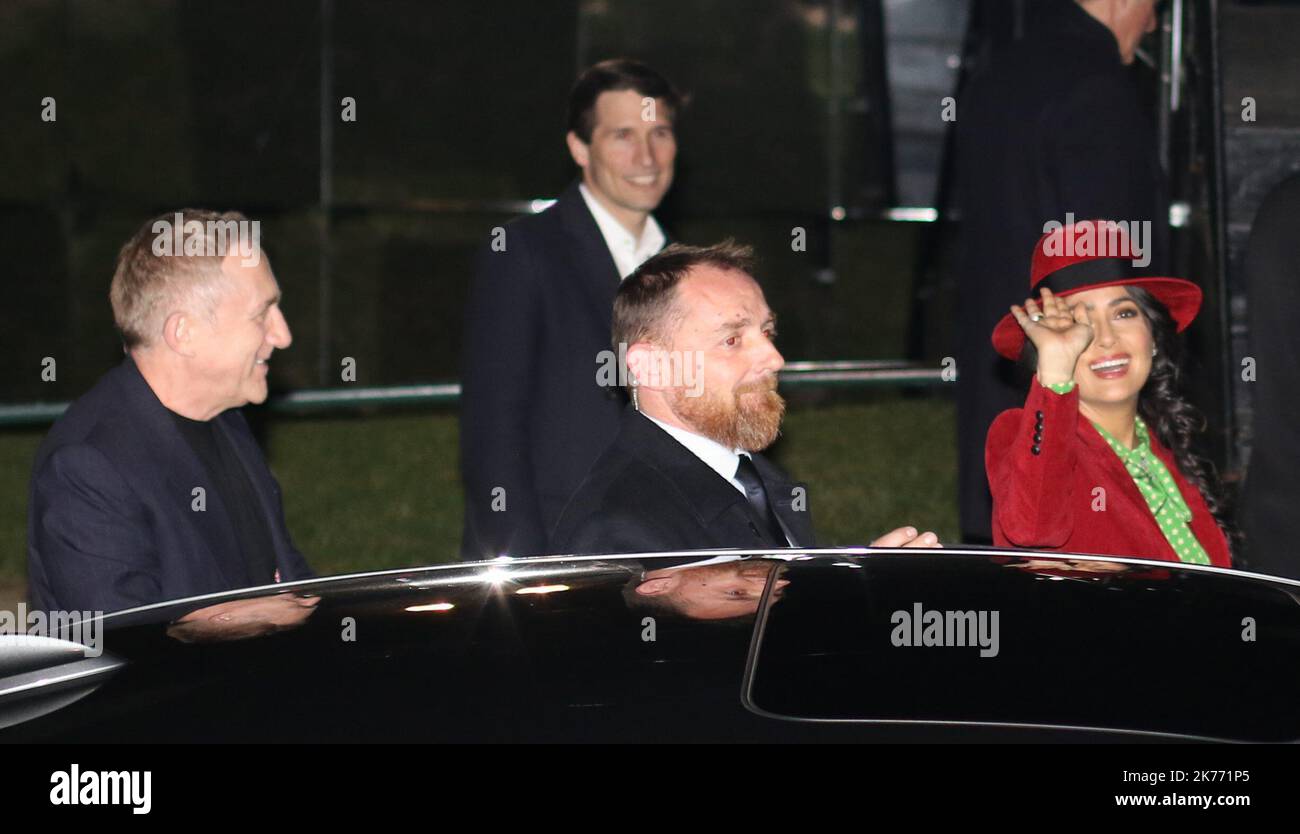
[734,455,787,545]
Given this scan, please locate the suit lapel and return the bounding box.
[557,180,674,349]
[557,181,622,320]
[115,359,248,587]
[620,410,752,534]
[620,410,800,548]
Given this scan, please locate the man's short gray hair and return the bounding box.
[109,208,256,349]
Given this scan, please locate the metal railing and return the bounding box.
[0,360,952,427]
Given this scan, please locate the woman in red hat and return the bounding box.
[985,220,1231,566]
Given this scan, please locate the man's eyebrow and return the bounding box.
[713,312,777,333]
[254,293,281,314]
[714,315,752,332]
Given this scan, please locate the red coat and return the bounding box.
[985,380,1232,567]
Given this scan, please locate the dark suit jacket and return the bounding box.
[27,357,313,614]
[460,180,654,559]
[550,407,816,556]
[954,0,1168,540]
[1240,172,1300,578]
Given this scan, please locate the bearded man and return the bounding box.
[550,241,940,555]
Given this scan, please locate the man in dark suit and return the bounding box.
[27,209,314,614]
[551,241,941,556]
[954,0,1166,542]
[460,59,683,559]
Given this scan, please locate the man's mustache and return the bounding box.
[735,376,780,396]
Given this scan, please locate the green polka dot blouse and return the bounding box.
[1091,417,1211,565]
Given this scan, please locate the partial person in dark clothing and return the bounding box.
[954,0,1166,542]
[1239,172,1300,579]
[459,59,682,560]
[27,210,314,614]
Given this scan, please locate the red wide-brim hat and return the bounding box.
[990,219,1203,361]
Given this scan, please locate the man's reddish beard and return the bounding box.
[669,376,785,451]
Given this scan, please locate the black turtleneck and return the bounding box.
[169,411,277,585]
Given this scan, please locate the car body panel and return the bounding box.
[2,548,1296,742]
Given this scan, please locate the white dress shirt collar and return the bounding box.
[642,413,795,547]
[643,413,747,496]
[578,182,666,279]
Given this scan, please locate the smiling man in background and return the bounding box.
[459,59,684,559]
[27,209,313,614]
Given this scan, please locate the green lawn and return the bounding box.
[0,430,43,600]
[0,396,958,599]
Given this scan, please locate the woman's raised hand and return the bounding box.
[1009,287,1093,386]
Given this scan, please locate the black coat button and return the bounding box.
[1033,432,1043,443]
[1035,410,1044,419]
[1031,445,1041,455]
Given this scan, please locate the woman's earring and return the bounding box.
[1152,346,1158,357]
[629,374,640,411]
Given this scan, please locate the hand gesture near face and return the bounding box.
[1009,288,1093,386]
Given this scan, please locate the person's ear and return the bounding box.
[566,130,590,169]
[626,341,667,392]
[635,577,677,597]
[161,311,194,357]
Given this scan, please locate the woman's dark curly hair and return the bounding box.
[1019,286,1231,537]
